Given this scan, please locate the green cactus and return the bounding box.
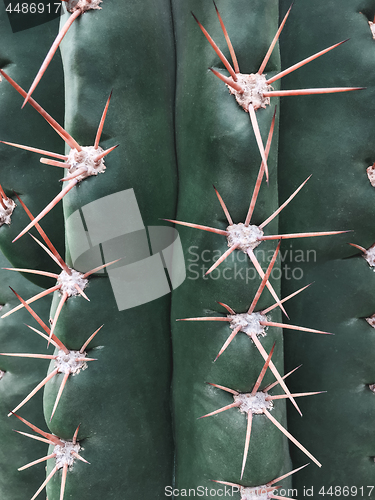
[0,0,374,499]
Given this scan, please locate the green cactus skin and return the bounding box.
[278,0,375,492]
[40,1,178,498]
[0,253,52,499]
[0,14,65,288]
[170,0,296,492]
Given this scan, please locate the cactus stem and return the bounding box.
[18,452,57,471]
[212,1,239,73]
[260,230,349,240]
[248,243,280,314]
[217,301,235,314]
[213,185,233,225]
[50,372,70,421]
[0,70,81,151]
[248,104,269,182]
[261,283,312,314]
[208,69,243,92]
[251,343,276,396]
[13,180,78,242]
[8,368,59,416]
[259,176,311,229]
[0,140,69,160]
[214,325,241,361]
[192,12,238,81]
[245,109,276,226]
[2,268,60,279]
[0,353,57,360]
[258,3,293,75]
[207,383,239,395]
[260,320,332,335]
[263,87,364,97]
[240,411,252,479]
[22,9,82,108]
[205,244,239,275]
[198,401,240,419]
[263,409,321,467]
[266,40,349,85]
[41,158,71,169]
[94,90,113,148]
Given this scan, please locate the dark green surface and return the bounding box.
[279,0,375,492]
[170,0,293,494]
[0,7,65,287]
[0,252,52,499]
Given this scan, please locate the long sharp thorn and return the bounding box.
[213,185,233,225]
[1,284,61,319]
[263,408,322,467]
[0,183,8,200]
[14,194,69,272]
[213,1,239,73]
[9,288,51,334]
[267,39,349,84]
[0,70,81,151]
[73,424,80,444]
[270,496,297,500]
[247,249,288,318]
[177,316,231,322]
[11,412,62,445]
[240,411,253,480]
[0,195,5,210]
[251,342,276,396]
[80,324,104,353]
[75,284,90,301]
[83,258,121,278]
[13,430,54,445]
[268,463,309,486]
[266,391,326,401]
[260,320,333,335]
[94,144,119,161]
[260,230,350,241]
[60,463,68,500]
[248,104,269,182]
[192,13,238,80]
[22,9,81,107]
[18,453,56,471]
[214,325,241,361]
[258,3,293,75]
[263,365,302,392]
[248,242,281,314]
[349,242,367,253]
[263,87,365,97]
[28,233,67,271]
[49,292,68,344]
[3,268,59,279]
[50,372,70,421]
[59,167,86,182]
[162,218,228,235]
[71,451,90,464]
[245,108,276,226]
[260,176,311,228]
[0,353,57,360]
[0,140,68,160]
[76,357,97,362]
[251,333,302,415]
[217,301,235,314]
[30,466,58,500]
[8,368,59,416]
[206,244,239,275]
[25,325,63,352]
[209,68,244,91]
[262,283,312,314]
[207,382,239,395]
[95,90,113,148]
[199,401,240,419]
[40,158,70,168]
[13,179,78,242]
[211,480,241,488]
